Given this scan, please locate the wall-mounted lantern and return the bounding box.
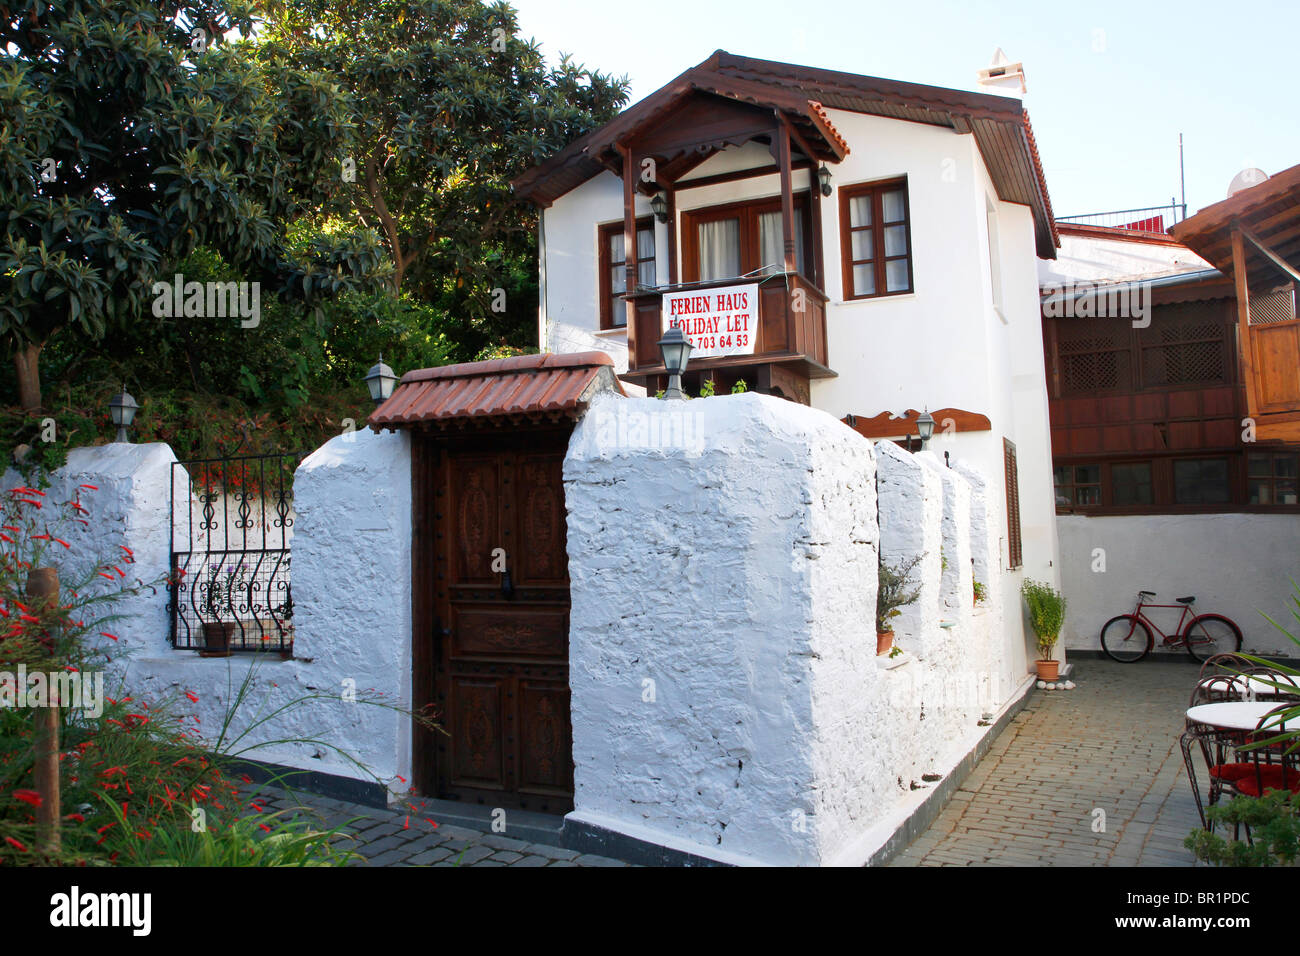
[108,386,139,443]
[365,355,399,406]
[657,324,692,401]
[916,408,936,450]
[650,191,669,224]
[818,164,833,197]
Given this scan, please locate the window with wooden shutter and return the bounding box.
[1004,437,1023,569]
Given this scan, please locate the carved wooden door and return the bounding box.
[428,431,573,812]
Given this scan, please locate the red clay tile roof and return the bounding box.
[369,351,624,430]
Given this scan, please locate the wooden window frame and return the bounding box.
[1004,437,1022,570]
[1053,463,1103,511]
[839,176,914,300]
[597,216,655,331]
[1050,452,1300,515]
[1247,450,1300,507]
[680,191,817,286]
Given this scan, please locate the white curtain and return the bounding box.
[757,209,806,276]
[697,219,741,280]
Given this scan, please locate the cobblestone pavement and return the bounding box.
[252,789,631,867]
[889,656,1204,866]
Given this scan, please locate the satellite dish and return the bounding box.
[1228,168,1269,197]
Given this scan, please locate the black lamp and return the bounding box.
[657,324,692,401]
[916,408,936,450]
[364,355,398,406]
[818,164,833,197]
[108,386,139,443]
[650,191,669,224]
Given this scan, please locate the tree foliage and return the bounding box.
[0,0,389,408]
[257,0,629,350]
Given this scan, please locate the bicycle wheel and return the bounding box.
[1182,614,1242,663]
[1100,615,1153,662]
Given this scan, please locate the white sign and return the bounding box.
[661,283,758,360]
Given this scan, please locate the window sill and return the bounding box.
[592,327,628,338]
[833,292,917,307]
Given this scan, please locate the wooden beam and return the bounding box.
[777,116,796,273]
[1232,227,1259,420]
[666,187,678,285]
[617,143,638,365]
[1239,222,1300,285]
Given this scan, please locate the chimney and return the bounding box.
[977,48,1026,96]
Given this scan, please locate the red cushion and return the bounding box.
[1209,762,1257,782]
[1233,764,1300,797]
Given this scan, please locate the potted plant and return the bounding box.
[1021,579,1066,680]
[973,580,987,606]
[199,566,236,657]
[877,555,922,656]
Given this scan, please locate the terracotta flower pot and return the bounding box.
[877,631,894,656]
[1035,659,1059,681]
[201,621,235,657]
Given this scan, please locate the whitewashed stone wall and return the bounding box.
[565,393,1028,866]
[8,433,415,798]
[875,441,944,659]
[1058,513,1300,657]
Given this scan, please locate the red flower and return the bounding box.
[4,836,27,852]
[78,484,97,492]
[185,691,199,703]
[12,789,41,807]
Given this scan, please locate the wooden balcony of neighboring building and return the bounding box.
[619,272,833,402]
[1171,164,1300,444]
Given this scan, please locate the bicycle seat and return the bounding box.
[1139,590,1156,596]
[1176,596,1195,604]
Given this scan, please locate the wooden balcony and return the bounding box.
[620,272,834,399]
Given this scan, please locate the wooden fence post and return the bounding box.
[26,566,60,856]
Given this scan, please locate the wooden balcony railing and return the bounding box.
[622,272,832,382]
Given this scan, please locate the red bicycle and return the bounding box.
[1100,590,1242,663]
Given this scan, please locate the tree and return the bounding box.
[0,0,386,410]
[258,0,628,348]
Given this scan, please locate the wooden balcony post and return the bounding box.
[1231,227,1258,420]
[617,143,638,368]
[777,118,797,274]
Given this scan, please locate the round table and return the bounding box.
[1186,701,1296,731]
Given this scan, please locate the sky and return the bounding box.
[511,0,1299,220]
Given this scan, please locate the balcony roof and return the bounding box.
[1171,163,1300,288]
[514,50,1059,259]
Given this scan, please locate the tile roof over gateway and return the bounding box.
[514,50,1059,259]
[368,351,624,430]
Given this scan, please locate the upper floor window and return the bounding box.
[682,194,811,283]
[598,218,655,330]
[1172,457,1231,505]
[839,178,912,299]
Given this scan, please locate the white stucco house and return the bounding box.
[514,49,1065,662]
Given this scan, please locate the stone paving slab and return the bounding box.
[238,785,632,867]
[888,657,1204,867]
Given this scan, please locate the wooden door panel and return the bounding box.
[515,453,568,586]
[453,606,568,658]
[451,455,501,583]
[447,677,506,791]
[516,679,572,795]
